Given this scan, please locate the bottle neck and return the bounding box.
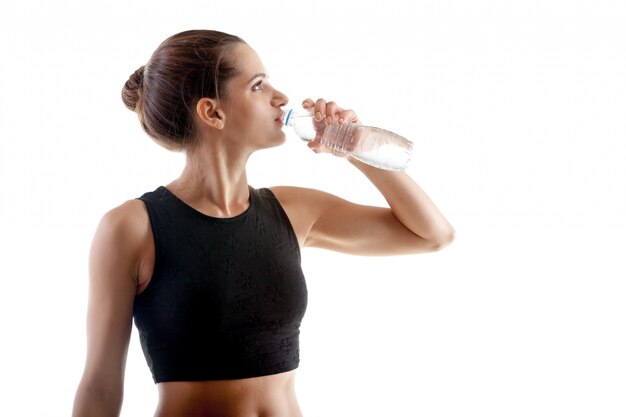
[283,109,313,127]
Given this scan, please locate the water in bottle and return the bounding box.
[282,109,413,171]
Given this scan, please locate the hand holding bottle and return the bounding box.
[283,98,413,171]
[301,98,360,156]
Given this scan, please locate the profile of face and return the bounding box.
[212,43,290,151]
[122,30,291,153]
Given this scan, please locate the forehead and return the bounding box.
[229,43,266,81]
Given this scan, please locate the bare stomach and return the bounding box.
[154,370,303,417]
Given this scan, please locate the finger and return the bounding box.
[302,98,315,110]
[314,98,327,122]
[338,109,359,124]
[324,101,342,125]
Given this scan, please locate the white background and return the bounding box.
[1,1,625,416]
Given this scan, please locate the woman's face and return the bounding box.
[219,43,289,151]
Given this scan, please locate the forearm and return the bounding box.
[350,157,455,246]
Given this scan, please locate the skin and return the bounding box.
[73,43,455,417]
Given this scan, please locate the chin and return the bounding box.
[270,131,287,147]
[254,132,286,151]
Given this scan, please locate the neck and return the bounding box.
[167,139,252,218]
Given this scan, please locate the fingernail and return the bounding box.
[326,116,332,124]
[315,112,322,121]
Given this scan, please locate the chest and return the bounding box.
[135,213,307,334]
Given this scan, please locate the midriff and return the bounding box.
[155,370,303,417]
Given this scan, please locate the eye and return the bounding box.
[252,80,264,91]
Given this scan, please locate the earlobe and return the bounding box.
[196,98,225,130]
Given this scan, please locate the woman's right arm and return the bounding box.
[73,200,150,417]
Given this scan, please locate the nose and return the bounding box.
[271,87,288,108]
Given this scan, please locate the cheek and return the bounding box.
[225,111,248,133]
[229,106,256,128]
[226,113,267,143]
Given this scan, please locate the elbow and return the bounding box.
[428,228,455,252]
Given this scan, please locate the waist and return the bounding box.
[155,370,302,417]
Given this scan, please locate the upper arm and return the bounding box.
[76,200,150,407]
[271,186,438,256]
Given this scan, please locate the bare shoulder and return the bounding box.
[268,186,349,247]
[269,185,342,205]
[268,185,334,220]
[91,199,153,287]
[269,186,359,216]
[100,198,149,228]
[96,199,151,244]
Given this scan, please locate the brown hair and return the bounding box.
[122,30,245,151]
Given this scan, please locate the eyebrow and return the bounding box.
[247,73,268,84]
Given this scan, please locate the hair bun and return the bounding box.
[121,66,145,111]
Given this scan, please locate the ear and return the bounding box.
[195,98,225,130]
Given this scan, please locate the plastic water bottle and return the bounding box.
[282,109,413,171]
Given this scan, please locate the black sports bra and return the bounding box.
[134,186,307,382]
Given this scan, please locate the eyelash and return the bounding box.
[252,80,264,91]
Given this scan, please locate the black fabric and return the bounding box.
[134,186,307,383]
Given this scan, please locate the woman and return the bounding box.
[72,30,454,417]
